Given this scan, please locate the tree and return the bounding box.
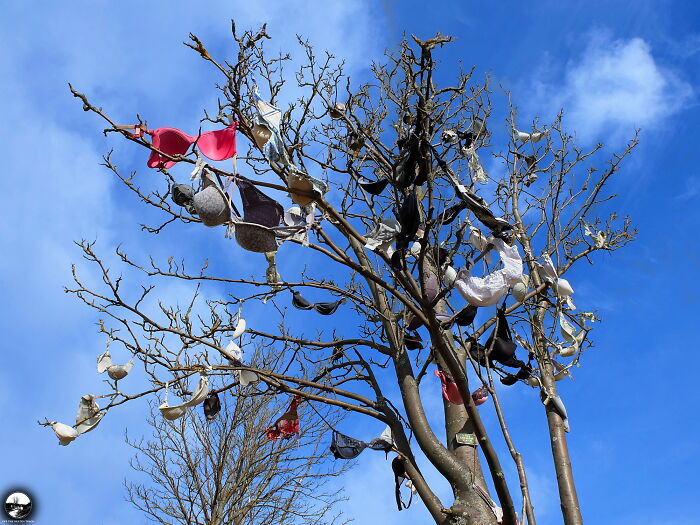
[43,23,637,525]
[125,341,349,525]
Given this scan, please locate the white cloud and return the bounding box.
[674,175,700,200]
[530,33,693,143]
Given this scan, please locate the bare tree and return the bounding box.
[43,23,637,525]
[125,343,349,525]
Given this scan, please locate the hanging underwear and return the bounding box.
[395,189,420,250]
[391,457,414,511]
[330,431,368,459]
[358,177,389,195]
[266,395,302,440]
[329,427,394,460]
[471,385,489,406]
[484,308,528,369]
[291,290,345,315]
[454,238,523,307]
[403,332,423,350]
[237,178,283,227]
[454,305,478,326]
[434,369,463,404]
[435,201,468,226]
[457,189,512,234]
[144,122,238,169]
[203,391,221,421]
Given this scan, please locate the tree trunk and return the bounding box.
[438,348,499,525]
[539,362,583,524]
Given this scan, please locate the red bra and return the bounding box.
[135,122,238,169]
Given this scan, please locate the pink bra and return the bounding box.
[137,122,238,169]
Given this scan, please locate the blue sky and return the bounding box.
[1,1,699,524]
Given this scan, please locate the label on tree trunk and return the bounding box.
[455,432,477,446]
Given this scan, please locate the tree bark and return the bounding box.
[439,348,499,525]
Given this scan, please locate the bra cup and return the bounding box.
[148,127,194,169]
[52,423,79,446]
[359,178,389,195]
[203,392,221,421]
[197,123,237,161]
[194,186,230,226]
[500,374,518,386]
[238,179,284,228]
[491,337,517,363]
[423,271,439,302]
[172,184,195,207]
[159,403,187,421]
[234,223,277,253]
[454,305,478,326]
[313,300,342,315]
[292,291,314,310]
[406,315,424,331]
[331,432,368,459]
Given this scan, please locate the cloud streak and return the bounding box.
[531,32,693,143]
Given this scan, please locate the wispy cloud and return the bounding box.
[529,31,693,143]
[674,175,700,200]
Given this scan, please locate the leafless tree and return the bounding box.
[42,23,637,525]
[125,343,349,525]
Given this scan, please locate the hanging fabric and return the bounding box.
[395,189,420,250]
[193,170,233,227]
[97,345,134,381]
[454,305,478,326]
[469,226,493,264]
[330,426,394,459]
[75,394,103,435]
[251,83,286,163]
[404,332,423,350]
[266,395,302,440]
[535,254,577,310]
[558,312,585,357]
[454,188,512,234]
[358,177,389,195]
[484,308,527,369]
[364,218,401,254]
[330,431,368,459]
[171,184,197,214]
[434,369,463,404]
[541,390,570,432]
[463,337,489,367]
[237,178,283,227]
[144,122,238,169]
[422,269,440,302]
[291,290,345,315]
[471,386,489,406]
[225,340,259,387]
[455,238,523,307]
[436,201,467,226]
[391,457,414,511]
[48,393,104,446]
[464,145,488,184]
[233,178,282,253]
[203,391,221,421]
[368,425,394,452]
[158,374,210,421]
[515,129,546,143]
[287,167,328,206]
[51,422,79,446]
[232,316,246,339]
[485,308,516,364]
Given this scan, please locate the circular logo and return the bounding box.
[3,491,32,521]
